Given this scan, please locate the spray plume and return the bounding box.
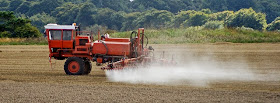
[105,50,279,86]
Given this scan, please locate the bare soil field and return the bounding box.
[0,43,280,102]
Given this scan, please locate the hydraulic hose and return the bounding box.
[130,31,137,39]
[144,35,148,47]
[101,41,108,55]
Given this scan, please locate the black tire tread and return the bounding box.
[83,60,92,75]
[64,57,85,75]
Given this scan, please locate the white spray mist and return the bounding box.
[105,47,279,86]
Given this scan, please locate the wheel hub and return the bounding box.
[68,61,80,73]
[72,65,76,69]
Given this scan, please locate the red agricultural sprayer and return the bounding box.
[44,23,175,75]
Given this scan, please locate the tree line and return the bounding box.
[0,11,40,38]
[0,0,279,38]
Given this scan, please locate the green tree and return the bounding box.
[173,10,196,28]
[201,0,228,12]
[14,23,41,38]
[225,8,267,30]
[91,0,131,12]
[27,0,62,16]
[0,11,15,35]
[0,31,11,38]
[201,9,212,14]
[209,11,234,21]
[182,11,209,27]
[132,0,194,13]
[15,1,31,14]
[267,17,280,31]
[92,8,125,30]
[253,0,280,23]
[132,0,168,12]
[134,9,173,29]
[0,0,10,10]
[75,2,96,26]
[0,11,41,38]
[8,0,24,11]
[52,2,80,25]
[121,12,142,31]
[226,0,255,11]
[29,13,56,32]
[0,11,15,21]
[203,21,224,29]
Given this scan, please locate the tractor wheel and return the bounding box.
[83,60,92,75]
[64,57,85,75]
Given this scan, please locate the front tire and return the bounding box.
[64,57,85,75]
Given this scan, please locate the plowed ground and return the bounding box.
[0,43,280,102]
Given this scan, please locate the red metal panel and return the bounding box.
[49,40,62,48]
[73,46,90,54]
[62,41,73,48]
[104,38,130,42]
[92,41,130,56]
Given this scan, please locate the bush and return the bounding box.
[0,11,42,38]
[225,8,267,30]
[173,10,196,28]
[267,17,280,31]
[236,26,254,31]
[209,11,234,21]
[0,31,11,38]
[203,21,224,29]
[14,24,41,38]
[182,12,209,27]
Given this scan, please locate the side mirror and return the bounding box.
[44,30,46,37]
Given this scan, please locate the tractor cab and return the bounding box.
[44,23,92,59]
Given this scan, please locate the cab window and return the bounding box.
[63,30,72,40]
[49,30,61,40]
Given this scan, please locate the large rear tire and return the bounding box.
[83,60,92,75]
[64,57,85,75]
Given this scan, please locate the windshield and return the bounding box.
[49,30,61,40]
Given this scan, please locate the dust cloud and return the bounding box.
[105,51,279,86]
